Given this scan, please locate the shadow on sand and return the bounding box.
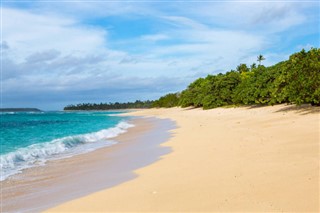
[181,104,320,115]
[274,104,320,115]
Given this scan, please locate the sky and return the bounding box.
[1,0,319,110]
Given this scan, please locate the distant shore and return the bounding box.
[47,104,319,212]
[0,108,42,112]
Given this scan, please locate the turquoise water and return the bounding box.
[0,111,133,181]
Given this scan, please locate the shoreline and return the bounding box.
[47,104,319,212]
[1,117,175,212]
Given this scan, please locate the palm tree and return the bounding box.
[257,54,265,65]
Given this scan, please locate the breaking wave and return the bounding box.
[0,121,134,181]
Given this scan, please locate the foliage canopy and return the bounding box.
[153,48,320,108]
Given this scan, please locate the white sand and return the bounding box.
[46,105,319,212]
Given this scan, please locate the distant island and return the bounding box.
[0,108,42,112]
[64,48,319,111]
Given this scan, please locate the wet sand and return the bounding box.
[1,117,175,212]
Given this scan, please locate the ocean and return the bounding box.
[0,111,133,181]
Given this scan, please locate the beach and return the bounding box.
[3,1,319,212]
[1,117,174,212]
[46,104,319,212]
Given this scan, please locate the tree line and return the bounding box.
[64,100,154,110]
[152,48,319,108]
[64,48,319,111]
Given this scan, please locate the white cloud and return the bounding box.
[25,49,61,63]
[168,1,311,33]
[161,16,208,30]
[1,7,267,96]
[2,8,109,61]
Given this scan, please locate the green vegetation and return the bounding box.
[64,48,319,111]
[153,48,320,108]
[152,93,180,108]
[64,100,154,110]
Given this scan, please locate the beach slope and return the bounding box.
[47,105,319,212]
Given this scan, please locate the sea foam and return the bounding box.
[0,121,134,181]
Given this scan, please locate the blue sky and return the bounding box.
[1,1,319,110]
